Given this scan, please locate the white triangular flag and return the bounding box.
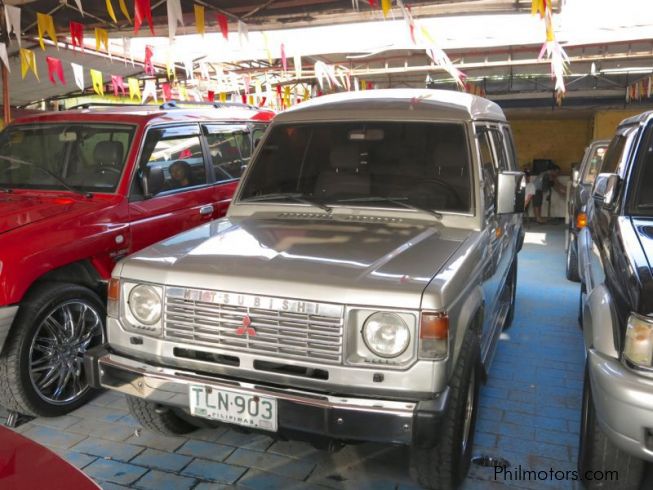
[122,37,133,66]
[142,79,158,104]
[352,0,359,10]
[238,21,249,47]
[354,77,359,92]
[0,43,9,72]
[71,62,84,91]
[199,62,210,80]
[167,0,184,41]
[294,54,302,79]
[183,58,194,80]
[5,5,21,47]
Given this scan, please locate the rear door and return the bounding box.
[128,124,216,253]
[202,123,255,217]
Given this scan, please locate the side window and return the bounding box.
[204,125,251,183]
[139,126,206,195]
[601,134,628,175]
[252,126,266,148]
[489,129,509,172]
[478,128,497,212]
[501,127,518,171]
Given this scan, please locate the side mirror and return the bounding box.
[593,173,619,209]
[496,171,525,214]
[572,166,580,187]
[141,166,165,197]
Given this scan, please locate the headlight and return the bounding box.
[624,314,653,367]
[128,285,162,325]
[362,312,410,358]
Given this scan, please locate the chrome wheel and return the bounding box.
[461,368,476,455]
[28,300,103,404]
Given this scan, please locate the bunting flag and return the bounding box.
[5,5,21,47]
[106,0,117,22]
[353,76,359,91]
[122,37,133,65]
[95,28,109,53]
[178,84,188,101]
[142,79,158,104]
[352,0,360,11]
[71,62,84,90]
[46,56,65,85]
[426,46,466,87]
[199,62,210,80]
[294,54,302,79]
[162,82,172,101]
[262,32,273,65]
[70,22,84,51]
[19,48,38,80]
[166,56,175,79]
[531,0,547,18]
[134,0,155,35]
[314,61,340,90]
[0,43,9,72]
[69,0,84,15]
[167,0,184,41]
[207,90,215,102]
[238,21,249,46]
[144,45,155,75]
[90,69,104,96]
[37,13,57,50]
[111,75,126,96]
[368,0,377,6]
[281,44,287,73]
[217,14,229,40]
[397,0,416,44]
[183,58,194,79]
[538,40,569,93]
[195,5,205,36]
[128,78,141,101]
[381,0,391,17]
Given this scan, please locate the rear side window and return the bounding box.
[204,125,252,183]
[582,144,608,184]
[601,135,628,175]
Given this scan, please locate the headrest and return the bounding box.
[329,145,361,170]
[94,141,124,167]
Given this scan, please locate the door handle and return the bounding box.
[199,205,214,216]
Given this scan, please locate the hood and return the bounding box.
[121,216,471,309]
[0,193,86,235]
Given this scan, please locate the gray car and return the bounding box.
[85,89,525,490]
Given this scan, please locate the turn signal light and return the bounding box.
[419,312,449,359]
[576,212,588,229]
[107,278,120,318]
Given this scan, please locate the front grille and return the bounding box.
[163,287,344,364]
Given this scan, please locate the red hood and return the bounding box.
[0,193,91,234]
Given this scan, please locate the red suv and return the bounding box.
[0,103,274,417]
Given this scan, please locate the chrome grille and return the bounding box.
[164,287,344,364]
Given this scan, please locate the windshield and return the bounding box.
[0,123,135,193]
[239,122,471,213]
[582,144,608,184]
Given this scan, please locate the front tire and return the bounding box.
[127,396,197,436]
[0,283,105,417]
[502,257,518,330]
[578,361,644,489]
[566,237,581,282]
[410,331,481,490]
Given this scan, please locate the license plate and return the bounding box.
[189,385,277,432]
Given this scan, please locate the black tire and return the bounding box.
[578,283,585,329]
[566,238,581,282]
[410,330,481,490]
[578,361,644,489]
[0,282,105,417]
[127,396,197,436]
[502,257,518,331]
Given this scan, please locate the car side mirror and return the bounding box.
[593,173,619,209]
[141,166,165,197]
[496,171,525,214]
[572,166,580,187]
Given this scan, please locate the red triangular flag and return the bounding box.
[217,14,229,40]
[162,82,172,101]
[207,90,215,102]
[134,0,155,35]
[111,75,126,96]
[281,43,287,72]
[70,21,84,51]
[144,45,154,75]
[368,0,377,6]
[46,56,66,85]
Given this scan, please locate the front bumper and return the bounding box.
[85,346,449,447]
[0,305,19,352]
[588,349,653,462]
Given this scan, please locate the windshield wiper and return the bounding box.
[0,155,87,197]
[333,196,443,219]
[242,192,332,213]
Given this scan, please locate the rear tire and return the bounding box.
[566,238,581,282]
[410,331,481,490]
[578,361,644,489]
[127,396,197,436]
[503,257,518,330]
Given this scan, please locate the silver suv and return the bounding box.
[86,89,525,490]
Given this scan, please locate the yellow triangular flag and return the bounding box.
[545,16,555,42]
[262,32,272,65]
[96,28,109,53]
[219,92,227,102]
[91,69,104,96]
[195,5,205,36]
[283,86,291,107]
[360,79,367,91]
[19,48,38,80]
[179,84,188,101]
[128,78,141,101]
[105,0,117,22]
[531,0,547,18]
[381,0,391,17]
[37,13,57,50]
[119,0,132,22]
[166,59,175,80]
[420,26,435,45]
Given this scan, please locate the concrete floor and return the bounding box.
[2,224,651,489]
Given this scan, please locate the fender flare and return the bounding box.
[582,283,619,358]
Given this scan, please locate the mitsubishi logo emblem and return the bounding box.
[235,315,256,336]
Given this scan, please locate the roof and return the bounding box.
[275,89,506,123]
[11,104,275,127]
[619,111,653,128]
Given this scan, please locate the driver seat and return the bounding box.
[94,141,124,169]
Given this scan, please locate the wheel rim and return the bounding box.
[28,300,104,405]
[461,369,476,455]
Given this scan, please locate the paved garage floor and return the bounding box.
[2,224,650,489]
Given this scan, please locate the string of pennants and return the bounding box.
[0,0,496,107]
[626,76,653,103]
[531,0,569,101]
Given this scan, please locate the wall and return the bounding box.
[509,118,592,174]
